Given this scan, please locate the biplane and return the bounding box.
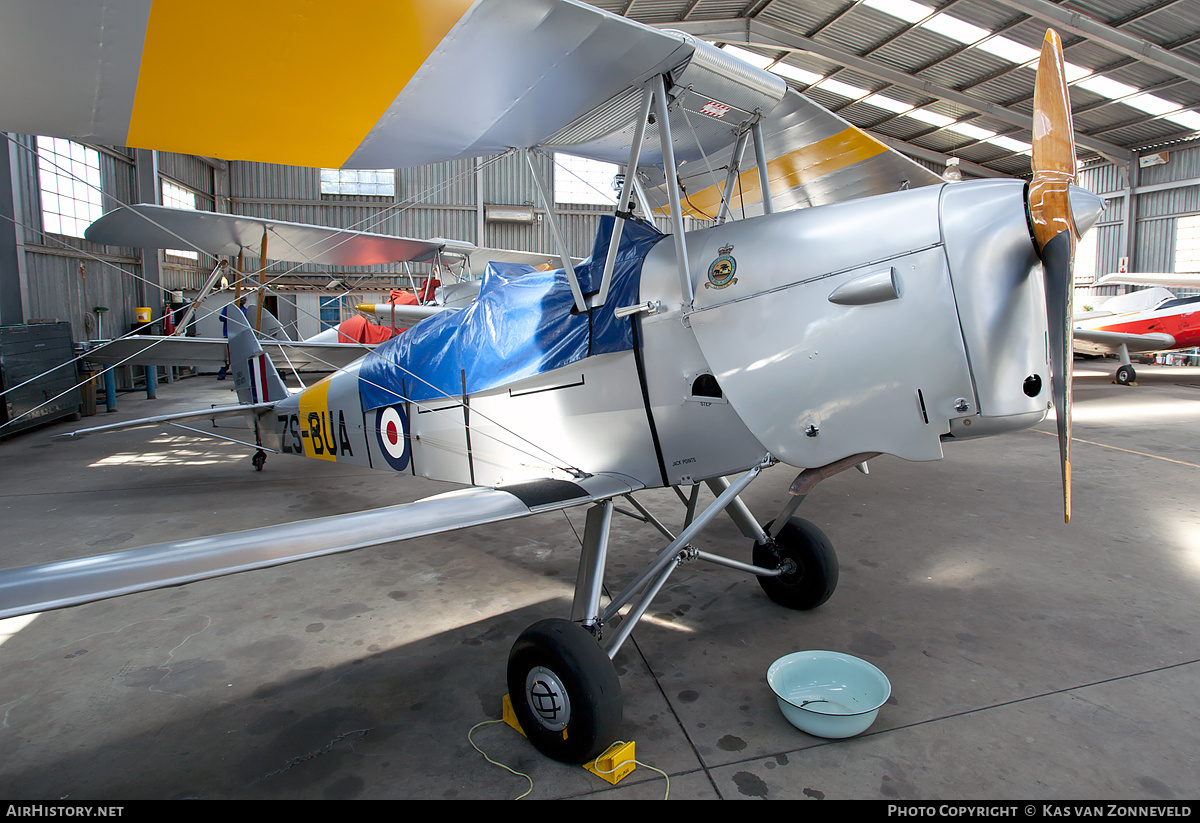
[0,0,1102,764]
[79,202,565,374]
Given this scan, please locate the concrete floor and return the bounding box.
[0,358,1198,800]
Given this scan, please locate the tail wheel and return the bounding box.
[506,618,621,764]
[754,518,839,610]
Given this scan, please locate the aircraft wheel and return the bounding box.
[754,518,839,610]
[1115,364,1136,385]
[506,618,621,764]
[252,449,267,471]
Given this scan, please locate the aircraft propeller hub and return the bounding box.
[1068,185,1105,238]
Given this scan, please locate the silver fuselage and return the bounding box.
[263,178,1049,488]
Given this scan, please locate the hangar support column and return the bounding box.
[135,148,161,398]
[0,134,28,326]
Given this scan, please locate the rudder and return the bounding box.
[227,310,288,404]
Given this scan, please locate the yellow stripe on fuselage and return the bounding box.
[675,127,889,218]
[127,0,474,167]
[298,374,337,462]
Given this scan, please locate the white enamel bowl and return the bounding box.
[766,650,891,738]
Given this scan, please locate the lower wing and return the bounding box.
[0,474,640,619]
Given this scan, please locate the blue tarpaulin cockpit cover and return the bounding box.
[358,216,667,410]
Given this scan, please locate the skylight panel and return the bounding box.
[988,136,1032,154]
[770,62,822,86]
[946,122,995,140]
[1165,110,1200,130]
[861,0,932,25]
[1124,94,1179,116]
[922,14,989,45]
[721,44,774,70]
[863,93,914,114]
[906,108,955,127]
[976,37,1040,65]
[816,78,870,99]
[1075,75,1138,99]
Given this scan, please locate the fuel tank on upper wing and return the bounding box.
[636,179,1052,471]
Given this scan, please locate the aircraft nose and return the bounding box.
[1069,185,1104,236]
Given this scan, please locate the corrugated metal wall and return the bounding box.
[1078,141,1200,297]
[20,134,1200,344]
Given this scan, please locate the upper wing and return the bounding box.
[642,89,943,217]
[1073,328,1177,355]
[0,0,938,208]
[0,473,640,619]
[86,204,472,266]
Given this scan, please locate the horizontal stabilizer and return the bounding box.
[54,402,276,439]
[0,474,640,619]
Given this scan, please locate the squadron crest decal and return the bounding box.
[706,244,738,290]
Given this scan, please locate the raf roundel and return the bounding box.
[375,406,410,471]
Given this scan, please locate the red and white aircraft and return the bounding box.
[1074,272,1200,384]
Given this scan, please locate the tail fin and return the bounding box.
[227,310,288,404]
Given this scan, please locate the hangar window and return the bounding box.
[35,136,103,239]
[320,168,395,197]
[161,179,199,260]
[1072,229,1097,287]
[554,154,618,207]
[1176,215,1200,278]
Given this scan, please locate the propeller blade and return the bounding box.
[1029,28,1077,524]
[1041,230,1074,523]
[1029,29,1077,252]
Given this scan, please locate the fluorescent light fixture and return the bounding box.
[720,44,774,70]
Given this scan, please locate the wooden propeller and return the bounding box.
[1028,29,1077,524]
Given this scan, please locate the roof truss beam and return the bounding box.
[990,0,1200,86]
[662,18,1132,166]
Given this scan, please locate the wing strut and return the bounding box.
[171,259,227,335]
[751,121,774,216]
[716,130,751,225]
[525,149,589,314]
[596,81,656,308]
[652,73,695,308]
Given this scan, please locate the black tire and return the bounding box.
[252,449,267,471]
[506,618,622,764]
[1115,364,1136,385]
[753,518,839,610]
